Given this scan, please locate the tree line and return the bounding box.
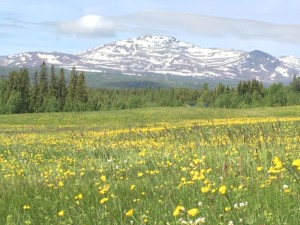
[0,62,300,114]
[0,62,88,114]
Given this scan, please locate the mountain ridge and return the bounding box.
[1,35,300,84]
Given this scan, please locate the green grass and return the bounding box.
[1,106,300,127]
[0,106,300,224]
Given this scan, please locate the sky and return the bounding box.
[1,0,300,57]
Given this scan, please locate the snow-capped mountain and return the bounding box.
[0,52,80,69]
[1,35,299,83]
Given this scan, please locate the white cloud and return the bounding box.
[114,11,300,44]
[15,11,300,45]
[57,15,115,38]
[0,31,8,38]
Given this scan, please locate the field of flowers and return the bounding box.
[0,107,300,225]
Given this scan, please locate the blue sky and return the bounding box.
[1,0,300,57]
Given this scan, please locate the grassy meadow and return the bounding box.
[0,106,300,225]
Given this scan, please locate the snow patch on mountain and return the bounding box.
[37,53,63,64]
[1,35,300,83]
[275,67,290,77]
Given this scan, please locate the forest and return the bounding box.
[1,62,300,114]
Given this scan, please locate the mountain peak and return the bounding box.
[249,50,275,59]
[0,35,299,83]
[136,34,179,42]
[77,34,196,61]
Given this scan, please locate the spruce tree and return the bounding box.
[76,71,88,103]
[0,78,8,113]
[199,83,211,107]
[6,70,18,99]
[64,66,78,111]
[39,62,48,95]
[4,69,30,113]
[37,62,48,112]
[18,68,30,113]
[68,67,78,100]
[290,75,300,92]
[49,65,58,98]
[6,90,22,114]
[30,71,39,112]
[57,68,67,110]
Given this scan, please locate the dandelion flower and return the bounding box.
[100,197,109,204]
[187,208,199,217]
[58,181,64,187]
[224,206,231,212]
[58,210,64,217]
[99,184,110,195]
[282,184,291,193]
[100,175,106,182]
[292,159,300,166]
[75,193,83,200]
[201,186,210,193]
[272,157,282,169]
[125,208,134,217]
[256,166,263,172]
[138,172,143,177]
[173,205,185,216]
[23,205,30,210]
[219,185,226,195]
[292,159,300,170]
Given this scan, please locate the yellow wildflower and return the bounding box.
[219,185,226,195]
[273,157,282,169]
[23,205,30,210]
[292,159,300,167]
[100,175,106,182]
[173,205,185,216]
[99,184,110,195]
[125,208,134,217]
[58,210,64,217]
[187,208,199,217]
[75,193,83,200]
[283,184,291,193]
[138,172,143,177]
[100,197,109,204]
[224,206,231,212]
[256,166,263,172]
[201,186,210,193]
[292,159,300,170]
[268,167,279,174]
